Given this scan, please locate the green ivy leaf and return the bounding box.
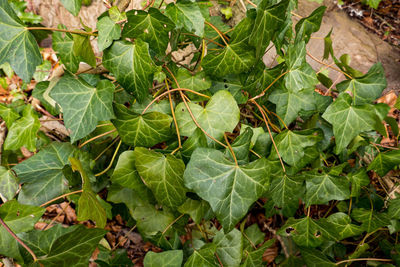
[175,90,239,146]
[213,228,242,267]
[202,43,256,78]
[50,75,115,143]
[304,170,350,206]
[103,40,155,102]
[351,208,390,233]
[4,104,40,152]
[388,198,400,220]
[134,147,187,208]
[0,166,18,201]
[184,244,218,267]
[52,25,80,73]
[268,129,322,166]
[249,0,290,58]
[326,212,363,239]
[0,200,44,260]
[178,198,211,224]
[165,1,204,36]
[322,93,382,154]
[132,203,175,236]
[38,225,106,266]
[70,157,107,228]
[97,16,121,51]
[368,150,400,177]
[13,142,75,206]
[181,128,208,160]
[122,8,174,55]
[295,6,326,43]
[143,250,183,267]
[72,33,96,67]
[176,69,211,100]
[32,81,60,116]
[348,169,370,197]
[112,103,172,147]
[284,41,318,93]
[300,248,336,267]
[0,103,19,128]
[184,148,270,231]
[278,217,337,247]
[242,239,275,267]
[0,0,42,82]
[60,0,81,16]
[224,127,253,164]
[269,174,304,217]
[336,63,387,105]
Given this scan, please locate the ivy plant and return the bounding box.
[0,0,399,266]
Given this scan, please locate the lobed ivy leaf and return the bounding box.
[184,148,270,231]
[322,93,383,154]
[165,0,204,36]
[103,40,155,102]
[178,198,211,224]
[224,127,253,164]
[0,0,42,82]
[348,169,370,197]
[122,8,174,55]
[52,25,80,73]
[295,6,326,43]
[175,90,239,146]
[326,212,363,239]
[134,147,187,208]
[97,16,121,51]
[0,103,19,128]
[249,0,290,58]
[60,0,81,16]
[38,225,107,266]
[4,104,40,152]
[143,250,183,267]
[336,63,387,105]
[368,150,400,177]
[388,198,400,220]
[304,170,350,206]
[175,69,211,100]
[242,239,275,267]
[300,248,336,267]
[351,208,390,233]
[184,244,218,267]
[112,103,172,147]
[213,228,242,267]
[50,75,115,143]
[132,204,175,236]
[202,43,256,78]
[0,200,44,260]
[0,166,18,201]
[72,33,96,67]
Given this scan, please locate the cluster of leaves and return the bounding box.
[0,0,400,266]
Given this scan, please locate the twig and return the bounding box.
[306,51,353,79]
[250,71,289,101]
[335,258,392,265]
[40,190,83,207]
[224,133,238,165]
[162,214,185,235]
[165,79,182,151]
[26,27,97,36]
[94,140,122,176]
[78,129,117,148]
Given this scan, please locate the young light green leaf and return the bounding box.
[213,228,242,267]
[336,63,387,105]
[38,225,106,266]
[4,104,40,152]
[122,8,174,55]
[60,0,81,16]
[0,103,19,128]
[103,40,155,102]
[112,103,172,147]
[202,43,256,78]
[72,33,96,67]
[184,244,218,267]
[249,0,290,58]
[184,148,270,231]
[295,6,326,43]
[304,170,350,206]
[143,250,183,267]
[165,1,204,36]
[278,217,337,247]
[50,75,115,143]
[13,142,75,206]
[322,93,382,154]
[175,90,239,145]
[52,25,80,73]
[0,0,42,82]
[269,129,322,166]
[0,167,18,201]
[134,147,187,208]
[326,212,363,239]
[97,16,121,51]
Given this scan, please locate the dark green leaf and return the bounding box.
[348,169,370,197]
[388,198,400,220]
[351,208,390,232]
[4,104,40,152]
[242,239,275,267]
[103,40,155,102]
[176,68,211,100]
[52,25,80,73]
[143,250,183,267]
[132,203,175,236]
[224,127,253,164]
[134,147,187,208]
[213,228,242,267]
[112,103,172,147]
[326,212,363,239]
[51,75,115,143]
[0,166,18,201]
[32,81,60,115]
[300,248,336,267]
[0,103,19,128]
[122,8,174,55]
[184,148,270,231]
[184,244,218,267]
[97,16,121,51]
[368,150,400,176]
[0,0,42,81]
[165,1,204,36]
[295,6,326,43]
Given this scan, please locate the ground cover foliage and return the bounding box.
[0,0,400,266]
